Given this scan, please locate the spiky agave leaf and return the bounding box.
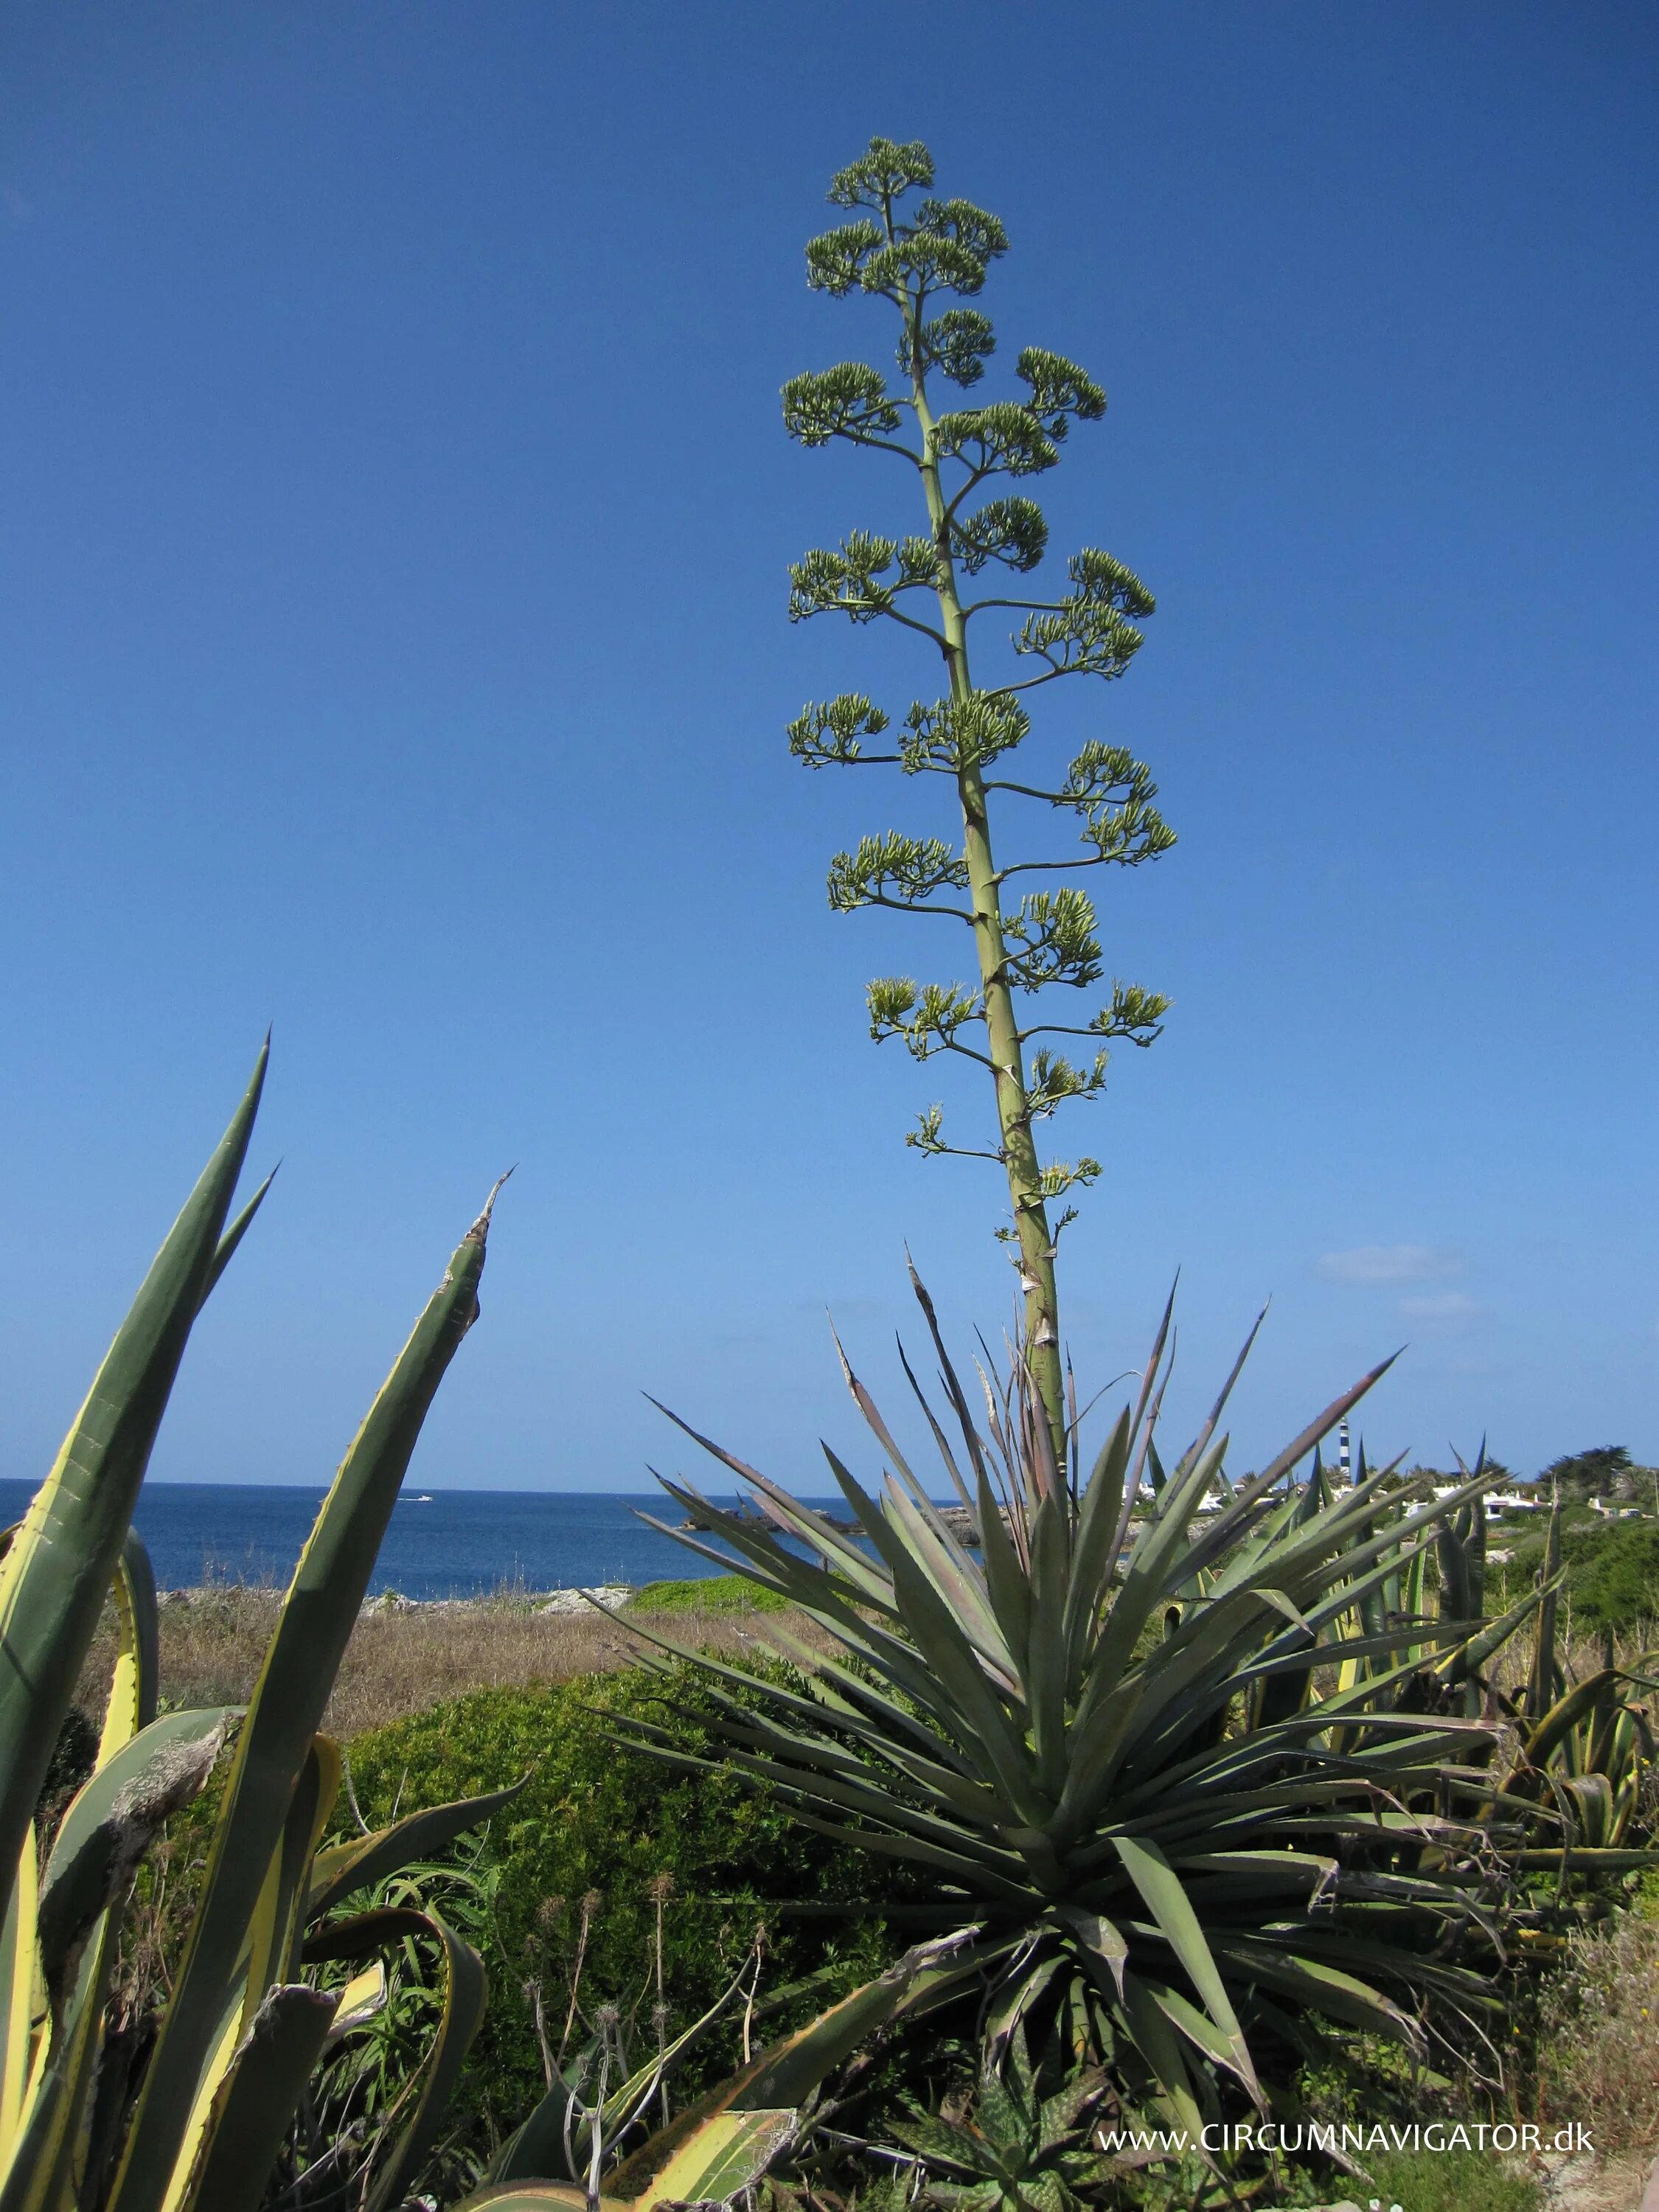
[619,1282,1512,2124]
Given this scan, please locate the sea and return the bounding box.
[0,1482,792,1602]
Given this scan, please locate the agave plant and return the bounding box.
[0,1048,521,2212]
[880,2029,1116,2212]
[0,1056,995,2212]
[1269,1438,1543,1728]
[1480,1502,1659,1890]
[611,1273,1520,2131]
[465,1926,994,2211]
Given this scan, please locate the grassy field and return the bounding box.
[76,1575,813,1736]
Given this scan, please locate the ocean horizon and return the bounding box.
[0,1480,804,1602]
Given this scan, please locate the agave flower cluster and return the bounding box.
[618,1276,1518,2130]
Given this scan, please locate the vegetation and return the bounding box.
[0,1061,1001,2210]
[879,2028,1116,2210]
[76,1581,794,1740]
[784,135,1173,1465]
[333,1674,910,2166]
[1540,1444,1656,1505]
[0,1049,510,2212]
[624,1278,1530,2138]
[10,126,1653,2212]
[628,1577,792,1618]
[1485,1506,1659,1636]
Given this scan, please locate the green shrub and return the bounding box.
[335,1667,913,2165]
[627,1573,790,1615]
[1561,1520,1659,1633]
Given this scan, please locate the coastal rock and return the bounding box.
[535,1585,631,1615]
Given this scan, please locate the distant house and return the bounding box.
[1431,1483,1544,1521]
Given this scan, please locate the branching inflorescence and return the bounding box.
[783,136,1175,1467]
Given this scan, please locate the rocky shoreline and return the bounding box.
[157,1583,639,1617]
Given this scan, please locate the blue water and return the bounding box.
[0,1482,781,1602]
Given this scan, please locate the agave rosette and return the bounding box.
[615,1276,1517,2128]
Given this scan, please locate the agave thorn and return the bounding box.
[467,1165,516,1244]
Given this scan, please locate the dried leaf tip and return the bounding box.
[465,1166,516,1245]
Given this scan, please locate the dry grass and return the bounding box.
[74,1587,1655,1754]
[75,1587,815,1739]
[1536,1910,1659,2155]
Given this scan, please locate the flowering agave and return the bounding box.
[616,1274,1520,2130]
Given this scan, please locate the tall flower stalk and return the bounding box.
[785,137,1174,1470]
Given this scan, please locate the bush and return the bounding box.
[1561,1521,1659,1635]
[627,1574,790,1615]
[335,1667,913,2166]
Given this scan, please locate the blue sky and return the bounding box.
[1,3,1655,1495]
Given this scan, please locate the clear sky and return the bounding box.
[2,3,1655,1495]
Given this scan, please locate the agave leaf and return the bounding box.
[841,1540,1045,1825]
[604,1929,990,2206]
[1248,1355,1399,1497]
[298,1902,490,2208]
[490,1955,758,2186]
[143,1749,341,2212]
[905,1257,995,1495]
[248,1736,343,2010]
[1207,1935,1417,2045]
[647,1427,894,1607]
[1076,1441,1228,1714]
[170,1984,336,2212]
[0,1833,35,2167]
[1258,1470,1494,1612]
[200,1166,278,1307]
[99,1530,161,1767]
[984,1945,1068,2063]
[641,1684,996,1840]
[609,1734,1034,1900]
[616,1603,974,1798]
[1107,1836,1258,2100]
[1053,1907,1128,2002]
[108,1192,497,2212]
[1166,1310,1270,1495]
[895,1331,975,1514]
[1509,1670,1624,1778]
[1113,1969,1206,2138]
[1024,1492,1071,1798]
[450,2191,599,2210]
[307,1775,528,1921]
[975,1464,1034,1656]
[1144,1976,1248,2081]
[323,1961,387,2048]
[36,1709,232,2011]
[628,2106,796,2210]
[878,1476,1014,1686]
[1202,1450,1413,1596]
[1509,1847,1659,1871]
[1527,1499,1565,1722]
[0,1046,265,1927]
[363,1910,488,2212]
[0,1905,124,2212]
[486,2059,586,2188]
[1062,1407,1131,1686]
[832,1324,925,1495]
